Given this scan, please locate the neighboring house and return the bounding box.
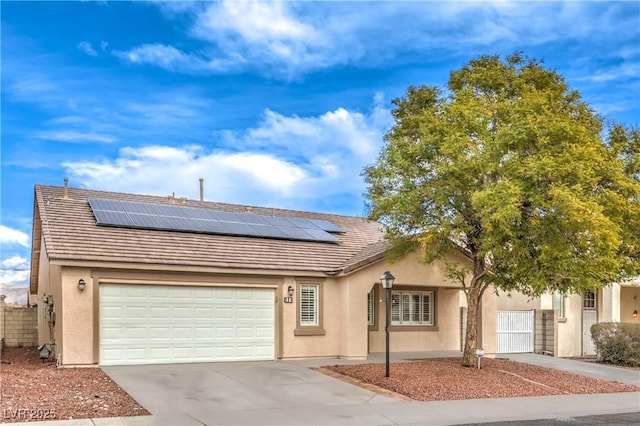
[496,277,640,357]
[29,183,498,366]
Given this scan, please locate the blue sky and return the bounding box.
[1,1,639,303]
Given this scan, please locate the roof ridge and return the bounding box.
[36,184,371,221]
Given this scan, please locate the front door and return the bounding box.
[582,290,598,356]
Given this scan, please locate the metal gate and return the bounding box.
[497,310,534,353]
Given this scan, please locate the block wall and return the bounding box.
[534,309,556,356]
[0,298,38,347]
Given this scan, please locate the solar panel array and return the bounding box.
[88,198,344,243]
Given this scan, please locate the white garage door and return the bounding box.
[100,284,275,366]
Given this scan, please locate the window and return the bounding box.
[390,290,433,325]
[294,282,325,336]
[553,291,565,318]
[300,284,318,326]
[367,289,375,326]
[583,290,596,309]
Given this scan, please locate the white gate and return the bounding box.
[497,310,534,353]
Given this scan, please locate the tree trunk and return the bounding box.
[461,284,482,367]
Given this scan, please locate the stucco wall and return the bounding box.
[495,290,541,311]
[556,294,583,357]
[602,284,621,322]
[282,275,342,359]
[35,234,64,359]
[60,267,94,365]
[620,285,640,323]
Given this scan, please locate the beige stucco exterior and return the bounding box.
[34,243,498,366]
[618,283,640,324]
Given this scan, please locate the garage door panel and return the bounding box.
[256,326,274,338]
[195,307,214,318]
[256,308,274,320]
[216,327,234,338]
[236,327,255,338]
[237,308,255,320]
[100,284,275,365]
[215,307,234,319]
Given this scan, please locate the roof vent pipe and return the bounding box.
[63,178,69,199]
[199,178,204,202]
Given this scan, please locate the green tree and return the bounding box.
[364,53,640,367]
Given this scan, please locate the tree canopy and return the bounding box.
[364,53,640,366]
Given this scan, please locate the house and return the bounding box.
[496,277,640,357]
[29,183,498,366]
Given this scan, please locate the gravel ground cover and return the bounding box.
[323,357,640,401]
[1,347,149,423]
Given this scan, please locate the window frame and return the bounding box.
[389,289,435,328]
[553,291,565,319]
[583,290,596,310]
[294,281,326,336]
[367,286,379,331]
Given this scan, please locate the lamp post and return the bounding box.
[380,271,395,377]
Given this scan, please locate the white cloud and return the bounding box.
[199,1,319,43]
[115,1,630,79]
[113,44,238,74]
[118,1,339,77]
[2,256,29,270]
[34,130,117,143]
[62,99,391,212]
[0,267,29,286]
[115,44,205,71]
[63,145,308,204]
[0,225,30,247]
[77,41,98,56]
[0,255,30,305]
[100,41,109,51]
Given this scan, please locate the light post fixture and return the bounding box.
[380,271,395,377]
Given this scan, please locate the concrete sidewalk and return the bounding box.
[7,353,640,426]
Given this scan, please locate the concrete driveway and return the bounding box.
[103,360,395,425]
[103,354,640,426]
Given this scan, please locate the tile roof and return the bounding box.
[31,185,389,285]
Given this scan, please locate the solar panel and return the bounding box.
[263,216,295,227]
[285,217,321,229]
[251,224,290,239]
[120,201,158,215]
[88,198,342,243]
[310,219,345,233]
[152,204,188,217]
[223,222,259,236]
[128,213,167,229]
[89,199,123,212]
[279,226,315,240]
[162,216,198,231]
[209,210,245,223]
[241,214,271,226]
[93,210,132,226]
[302,228,341,243]
[181,206,215,220]
[192,219,231,234]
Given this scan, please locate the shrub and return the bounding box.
[591,322,640,366]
